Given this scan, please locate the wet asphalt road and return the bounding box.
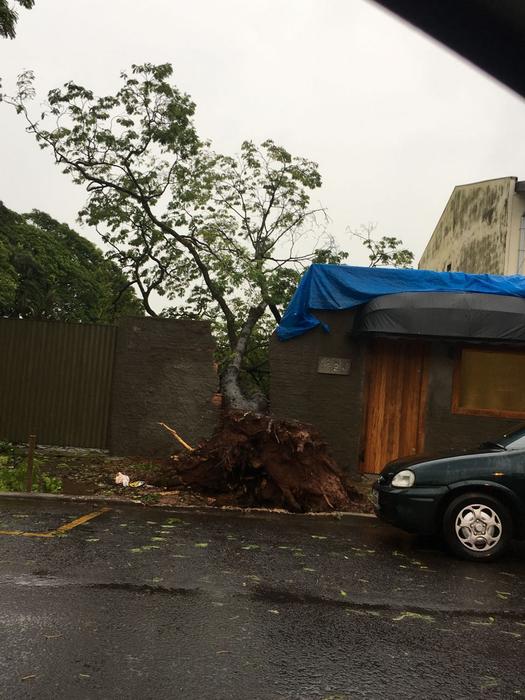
[0,499,524,699]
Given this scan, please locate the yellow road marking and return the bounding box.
[54,507,111,534]
[0,506,111,538]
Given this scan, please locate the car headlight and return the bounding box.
[391,470,415,488]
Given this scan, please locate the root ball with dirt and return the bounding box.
[150,411,362,513]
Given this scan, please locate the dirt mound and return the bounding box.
[149,411,362,513]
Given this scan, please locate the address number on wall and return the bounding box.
[317,357,351,375]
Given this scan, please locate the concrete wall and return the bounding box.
[109,318,219,457]
[270,309,365,475]
[505,189,525,274]
[419,177,515,274]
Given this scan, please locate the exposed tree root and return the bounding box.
[149,411,362,513]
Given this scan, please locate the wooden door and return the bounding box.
[360,339,428,474]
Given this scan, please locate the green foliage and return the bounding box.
[5,64,413,406]
[0,462,61,493]
[351,224,414,269]
[5,65,338,406]
[0,439,22,466]
[206,246,349,396]
[0,0,34,39]
[137,492,160,505]
[0,441,61,493]
[0,203,143,322]
[366,235,414,268]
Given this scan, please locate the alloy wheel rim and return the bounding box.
[455,503,502,551]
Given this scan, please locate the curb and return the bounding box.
[0,490,375,519]
[0,491,136,507]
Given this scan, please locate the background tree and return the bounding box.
[350,223,414,268]
[0,0,34,39]
[6,65,347,409]
[0,202,143,322]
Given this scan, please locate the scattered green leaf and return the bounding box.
[392,611,434,623]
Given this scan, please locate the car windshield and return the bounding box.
[479,440,506,450]
[488,425,525,451]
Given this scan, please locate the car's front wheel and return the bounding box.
[443,492,512,561]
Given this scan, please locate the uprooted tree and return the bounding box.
[4,64,410,510]
[5,64,348,411]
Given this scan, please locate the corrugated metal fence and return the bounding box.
[0,319,116,448]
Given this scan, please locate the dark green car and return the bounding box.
[372,426,525,561]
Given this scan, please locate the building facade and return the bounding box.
[419,176,525,275]
[270,305,525,476]
[270,266,525,476]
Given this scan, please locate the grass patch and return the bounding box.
[0,441,61,493]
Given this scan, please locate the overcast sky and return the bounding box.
[2,0,525,267]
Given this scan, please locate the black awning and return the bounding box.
[353,292,525,342]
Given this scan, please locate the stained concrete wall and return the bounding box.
[270,309,365,475]
[505,189,525,274]
[109,318,219,457]
[419,177,515,274]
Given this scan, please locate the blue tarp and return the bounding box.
[276,264,525,340]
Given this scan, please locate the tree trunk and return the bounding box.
[221,303,267,412]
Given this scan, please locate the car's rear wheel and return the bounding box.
[443,492,512,561]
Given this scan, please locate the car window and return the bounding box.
[505,434,525,450]
[496,425,525,449]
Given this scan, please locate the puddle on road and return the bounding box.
[0,573,68,587]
